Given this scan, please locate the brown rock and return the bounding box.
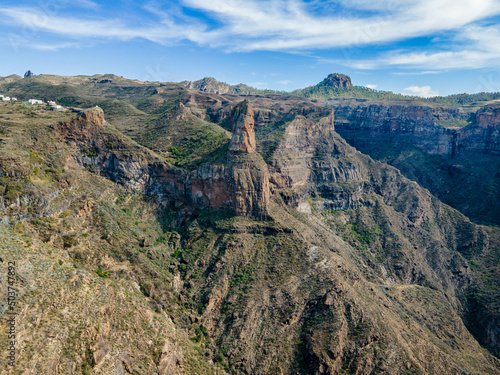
[158,339,183,375]
[229,154,270,218]
[320,73,352,89]
[229,100,256,154]
[77,106,106,126]
[92,338,110,366]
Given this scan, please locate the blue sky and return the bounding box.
[1,0,500,96]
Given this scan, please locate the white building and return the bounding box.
[2,97,10,102]
[51,105,62,109]
[28,99,43,105]
[11,97,17,101]
[47,100,56,106]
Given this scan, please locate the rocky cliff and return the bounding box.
[332,100,499,157]
[330,99,500,225]
[460,102,500,155]
[57,105,270,219]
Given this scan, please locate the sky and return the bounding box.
[1,0,500,97]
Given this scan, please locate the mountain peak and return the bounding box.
[319,73,353,89]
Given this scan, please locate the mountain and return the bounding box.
[180,77,278,96]
[0,74,499,374]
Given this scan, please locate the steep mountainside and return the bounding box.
[330,99,500,225]
[0,74,499,374]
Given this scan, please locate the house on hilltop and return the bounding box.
[28,99,43,105]
[2,96,11,102]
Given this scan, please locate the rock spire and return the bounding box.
[229,100,256,154]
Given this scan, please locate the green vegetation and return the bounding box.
[96,266,109,278]
[166,123,229,167]
[293,85,419,101]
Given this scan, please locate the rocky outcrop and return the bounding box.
[24,70,35,78]
[189,101,270,217]
[58,106,270,218]
[270,111,372,211]
[77,105,106,125]
[229,100,256,154]
[319,73,352,89]
[459,102,500,155]
[271,111,336,187]
[180,77,266,95]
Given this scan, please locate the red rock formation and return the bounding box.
[229,100,256,154]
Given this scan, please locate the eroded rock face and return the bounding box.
[189,102,270,217]
[271,111,338,188]
[77,106,106,126]
[460,102,500,155]
[333,101,500,157]
[229,154,270,218]
[229,100,256,154]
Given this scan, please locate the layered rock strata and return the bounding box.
[332,101,500,157]
[60,105,270,218]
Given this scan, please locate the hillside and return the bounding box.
[0,74,499,374]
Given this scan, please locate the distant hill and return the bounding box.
[0,74,22,84]
[181,73,500,107]
[180,77,279,96]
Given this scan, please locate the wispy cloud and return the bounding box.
[1,0,500,71]
[0,6,207,46]
[181,0,500,51]
[344,24,500,70]
[365,84,377,89]
[74,0,101,10]
[28,41,80,51]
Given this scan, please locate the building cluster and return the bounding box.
[27,98,63,109]
[0,94,64,110]
[0,95,17,102]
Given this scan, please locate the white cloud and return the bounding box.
[2,1,500,50]
[1,0,500,73]
[365,84,377,89]
[0,6,207,45]
[74,0,100,9]
[276,80,293,85]
[181,0,500,51]
[403,85,439,97]
[340,24,500,71]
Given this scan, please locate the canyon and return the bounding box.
[0,73,498,374]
